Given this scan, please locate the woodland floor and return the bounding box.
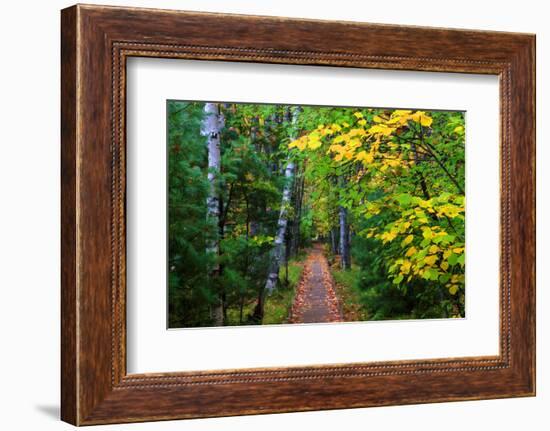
[288,244,344,324]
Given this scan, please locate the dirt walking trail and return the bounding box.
[289,244,344,324]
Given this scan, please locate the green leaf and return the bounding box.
[395,193,413,206]
[439,273,452,283]
[447,253,459,266]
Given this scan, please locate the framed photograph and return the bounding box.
[61,4,535,425]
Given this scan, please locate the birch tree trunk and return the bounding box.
[330,227,339,255]
[201,102,225,326]
[339,205,351,270]
[264,158,295,292]
[290,166,304,258]
[253,107,300,321]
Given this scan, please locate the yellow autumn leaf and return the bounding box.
[411,111,433,127]
[296,139,307,151]
[424,255,438,266]
[429,245,439,254]
[353,112,363,119]
[358,119,367,126]
[373,115,383,123]
[308,139,322,150]
[289,137,307,151]
[440,261,449,271]
[448,285,459,295]
[329,144,345,153]
[422,227,433,240]
[406,246,417,257]
[420,115,433,127]
[384,159,402,168]
[451,274,463,283]
[400,260,411,274]
[402,234,414,246]
[381,230,397,243]
[417,199,432,209]
[393,110,412,116]
[355,150,374,164]
[348,138,361,149]
[388,110,412,126]
[438,204,463,218]
[349,128,366,137]
[368,124,394,136]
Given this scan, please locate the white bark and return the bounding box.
[330,227,339,255]
[201,103,224,232]
[339,205,351,270]
[200,103,224,325]
[264,159,295,293]
[264,107,300,294]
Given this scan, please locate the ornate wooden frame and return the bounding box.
[61,4,536,425]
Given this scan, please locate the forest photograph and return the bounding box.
[167,100,466,329]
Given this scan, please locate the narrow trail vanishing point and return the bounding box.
[289,244,344,324]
